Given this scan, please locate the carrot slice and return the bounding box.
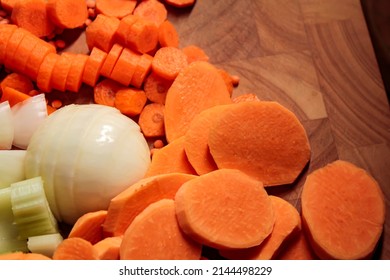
[175,169,275,250]
[11,0,55,38]
[52,237,98,260]
[93,78,123,107]
[208,101,311,186]
[103,173,196,237]
[85,14,106,51]
[277,228,317,260]
[184,104,233,175]
[152,46,188,80]
[110,48,141,86]
[220,195,301,260]
[0,73,34,96]
[10,32,40,74]
[3,28,29,71]
[114,88,147,116]
[95,0,137,19]
[301,160,386,260]
[93,236,122,260]
[181,45,209,64]
[82,47,107,87]
[120,199,202,260]
[158,20,179,48]
[85,14,120,52]
[164,61,232,142]
[138,102,165,138]
[36,53,60,92]
[0,252,51,260]
[66,53,89,92]
[130,53,153,88]
[0,24,18,65]
[133,0,167,27]
[25,40,57,80]
[114,14,138,46]
[100,43,123,78]
[145,136,196,177]
[50,52,74,92]
[0,87,30,106]
[165,0,195,8]
[68,210,107,245]
[46,0,88,29]
[232,93,260,103]
[123,17,159,54]
[143,72,172,104]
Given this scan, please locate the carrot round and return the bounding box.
[82,47,107,87]
[152,46,188,80]
[52,237,98,260]
[85,14,120,52]
[11,32,40,74]
[0,86,30,106]
[175,169,275,250]
[24,40,57,80]
[133,0,168,27]
[124,17,159,54]
[158,20,179,48]
[145,136,196,177]
[3,27,29,71]
[110,47,141,86]
[50,52,74,92]
[93,78,123,107]
[143,72,172,104]
[36,53,60,92]
[130,53,153,88]
[277,230,317,260]
[65,53,89,92]
[164,61,232,142]
[220,195,301,260]
[93,236,122,260]
[0,24,17,65]
[100,44,124,78]
[0,73,34,96]
[11,0,55,38]
[114,14,139,46]
[181,45,209,64]
[95,0,137,19]
[103,173,196,237]
[47,0,88,29]
[68,210,107,245]
[208,101,311,186]
[114,88,147,116]
[120,199,202,260]
[301,160,386,260]
[138,102,165,138]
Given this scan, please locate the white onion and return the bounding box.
[0,101,14,150]
[0,150,26,189]
[11,94,48,150]
[25,104,151,224]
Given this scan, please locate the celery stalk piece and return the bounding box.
[27,233,63,258]
[10,177,59,239]
[0,188,28,254]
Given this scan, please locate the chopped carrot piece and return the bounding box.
[130,53,153,88]
[11,0,55,38]
[100,44,124,78]
[114,14,138,46]
[0,72,34,96]
[158,20,179,48]
[103,173,196,237]
[0,86,30,106]
[143,72,172,104]
[133,0,168,27]
[11,32,40,74]
[3,28,29,71]
[0,24,17,65]
[93,78,123,107]
[232,93,260,103]
[110,48,141,86]
[145,136,196,177]
[301,160,386,259]
[125,17,159,54]
[82,47,107,87]
[165,0,195,8]
[152,46,188,80]
[164,61,232,142]
[175,169,275,249]
[114,88,147,117]
[53,237,98,260]
[120,199,202,260]
[66,53,89,92]
[68,210,108,245]
[220,196,301,259]
[47,0,88,29]
[86,14,120,52]
[24,40,56,80]
[95,0,137,19]
[138,102,165,137]
[93,236,122,260]
[181,45,209,64]
[0,252,51,260]
[36,53,60,92]
[277,228,317,260]
[50,52,74,92]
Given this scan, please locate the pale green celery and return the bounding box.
[0,188,28,254]
[28,233,63,258]
[10,177,59,239]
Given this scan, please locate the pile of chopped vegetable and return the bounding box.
[0,0,385,260]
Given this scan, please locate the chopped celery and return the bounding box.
[28,233,63,258]
[10,177,59,239]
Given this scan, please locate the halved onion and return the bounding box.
[0,101,14,150]
[11,94,48,150]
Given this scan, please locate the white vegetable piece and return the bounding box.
[0,150,26,189]
[28,233,63,258]
[11,94,48,150]
[25,104,151,224]
[0,101,14,150]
